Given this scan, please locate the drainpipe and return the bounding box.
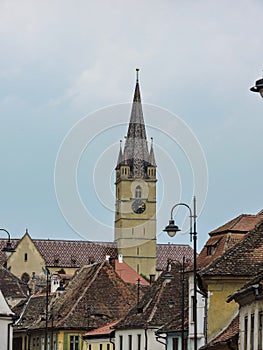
[109,335,115,350]
[144,324,148,350]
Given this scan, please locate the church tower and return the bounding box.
[114,69,157,278]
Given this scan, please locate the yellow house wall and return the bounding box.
[83,340,114,350]
[206,277,250,340]
[7,233,46,279]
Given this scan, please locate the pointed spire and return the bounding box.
[116,140,123,168]
[123,69,150,178]
[149,137,157,167]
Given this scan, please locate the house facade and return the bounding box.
[199,218,263,349]
[114,261,189,350]
[196,210,263,346]
[228,272,263,350]
[0,289,15,350]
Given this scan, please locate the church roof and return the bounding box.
[0,236,193,272]
[116,69,156,177]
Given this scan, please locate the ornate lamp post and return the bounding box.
[1,228,15,258]
[250,76,263,98]
[163,197,198,350]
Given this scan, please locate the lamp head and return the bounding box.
[2,241,15,258]
[250,78,263,98]
[163,219,181,237]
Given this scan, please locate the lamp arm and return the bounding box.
[170,203,193,235]
[0,228,11,242]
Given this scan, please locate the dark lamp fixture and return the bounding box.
[163,220,180,237]
[250,78,263,98]
[163,270,174,283]
[1,228,15,258]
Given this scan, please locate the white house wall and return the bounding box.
[188,273,206,349]
[115,328,165,350]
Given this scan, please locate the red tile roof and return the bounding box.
[115,262,189,330]
[200,315,239,349]
[200,220,263,277]
[210,212,263,236]
[84,318,121,337]
[197,210,263,270]
[0,266,29,300]
[113,260,149,285]
[29,261,138,331]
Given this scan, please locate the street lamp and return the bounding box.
[163,197,198,350]
[1,229,15,258]
[164,258,186,350]
[41,267,51,350]
[250,76,263,98]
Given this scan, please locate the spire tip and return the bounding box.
[136,68,140,82]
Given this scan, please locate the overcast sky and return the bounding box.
[0,0,262,251]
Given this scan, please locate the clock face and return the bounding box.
[132,199,146,214]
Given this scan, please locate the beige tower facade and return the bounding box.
[114,71,157,278]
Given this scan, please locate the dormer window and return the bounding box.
[206,238,221,256]
[135,185,142,199]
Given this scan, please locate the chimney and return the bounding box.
[149,274,155,285]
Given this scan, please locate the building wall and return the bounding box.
[0,317,13,350]
[239,299,263,350]
[83,339,114,350]
[7,233,46,279]
[205,277,249,341]
[188,273,206,349]
[115,328,164,350]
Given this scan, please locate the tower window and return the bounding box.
[24,253,28,262]
[135,186,142,198]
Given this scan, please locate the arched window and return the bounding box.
[135,185,142,198]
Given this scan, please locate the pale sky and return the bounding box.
[0,0,263,251]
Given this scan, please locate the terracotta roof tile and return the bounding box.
[200,220,263,277]
[115,262,189,330]
[0,266,29,300]
[84,319,121,337]
[29,261,137,332]
[197,211,263,270]
[14,294,46,330]
[113,260,149,285]
[201,315,239,349]
[210,211,263,236]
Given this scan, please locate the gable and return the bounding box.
[7,232,45,279]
